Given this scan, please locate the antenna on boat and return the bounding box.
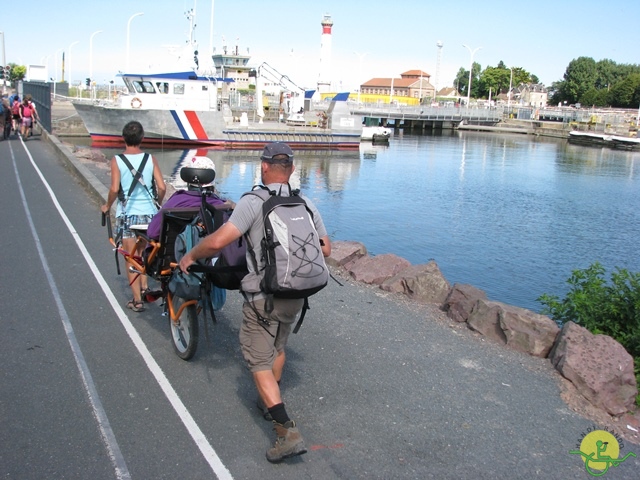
[185,3,197,48]
[184,2,201,72]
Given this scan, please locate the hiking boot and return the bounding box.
[266,420,307,463]
[256,397,272,421]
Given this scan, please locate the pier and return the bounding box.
[352,105,501,132]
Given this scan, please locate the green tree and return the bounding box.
[608,73,640,108]
[478,65,509,98]
[580,87,609,107]
[10,64,26,82]
[595,58,617,90]
[511,67,532,86]
[562,56,597,104]
[476,63,536,99]
[469,62,482,98]
[454,67,468,97]
[454,62,483,99]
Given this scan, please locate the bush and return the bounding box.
[537,262,640,403]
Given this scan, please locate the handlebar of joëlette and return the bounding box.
[101,212,113,240]
[183,263,219,274]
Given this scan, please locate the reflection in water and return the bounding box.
[88,134,640,312]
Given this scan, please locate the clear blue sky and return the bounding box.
[3,0,639,91]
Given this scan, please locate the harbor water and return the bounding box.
[93,131,640,312]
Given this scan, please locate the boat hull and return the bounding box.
[73,103,360,149]
[568,131,640,150]
[361,126,392,143]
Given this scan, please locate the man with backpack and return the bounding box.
[179,142,331,463]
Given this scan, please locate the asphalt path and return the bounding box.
[1,131,638,479]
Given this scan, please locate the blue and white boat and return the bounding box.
[72,8,361,149]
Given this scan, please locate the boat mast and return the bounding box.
[185,2,199,71]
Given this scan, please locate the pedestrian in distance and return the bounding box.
[10,95,21,134]
[0,96,11,140]
[101,121,166,312]
[24,95,39,137]
[179,142,331,463]
[19,98,35,140]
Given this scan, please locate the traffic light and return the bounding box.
[86,77,91,87]
[0,67,4,80]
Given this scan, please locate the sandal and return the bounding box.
[140,287,151,302]
[127,299,145,312]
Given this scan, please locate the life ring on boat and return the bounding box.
[131,97,142,109]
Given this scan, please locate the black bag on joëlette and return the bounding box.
[168,268,202,300]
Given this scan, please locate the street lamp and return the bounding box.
[89,30,103,100]
[68,41,79,85]
[89,30,103,83]
[126,12,144,72]
[353,51,367,104]
[462,44,481,107]
[40,55,50,75]
[54,48,63,82]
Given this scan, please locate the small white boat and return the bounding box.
[361,126,392,143]
[568,131,640,150]
[285,113,307,126]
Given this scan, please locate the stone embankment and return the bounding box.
[329,240,640,442]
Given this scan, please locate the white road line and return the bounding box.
[13,139,233,480]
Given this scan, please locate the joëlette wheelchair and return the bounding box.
[102,166,244,360]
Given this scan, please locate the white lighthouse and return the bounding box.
[317,14,333,93]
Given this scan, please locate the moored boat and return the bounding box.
[361,126,392,143]
[71,8,362,150]
[568,131,640,150]
[72,71,361,149]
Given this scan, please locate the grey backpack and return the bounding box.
[244,184,328,331]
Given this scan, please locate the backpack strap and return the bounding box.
[292,297,310,334]
[117,153,160,209]
[118,153,148,199]
[240,186,271,273]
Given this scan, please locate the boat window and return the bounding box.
[202,85,208,91]
[132,81,156,94]
[174,83,185,95]
[123,78,134,93]
[155,82,169,94]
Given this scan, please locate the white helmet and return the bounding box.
[184,156,216,187]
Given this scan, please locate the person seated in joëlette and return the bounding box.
[146,156,234,240]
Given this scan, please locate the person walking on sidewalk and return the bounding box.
[19,98,35,140]
[101,121,166,312]
[10,95,20,134]
[179,142,331,463]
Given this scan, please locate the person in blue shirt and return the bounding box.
[101,121,166,312]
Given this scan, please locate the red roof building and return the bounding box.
[360,70,436,100]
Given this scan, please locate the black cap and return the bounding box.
[260,142,294,164]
